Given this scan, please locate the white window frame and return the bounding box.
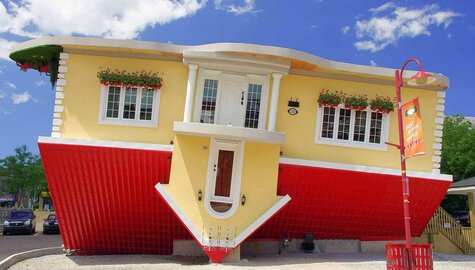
[314,104,390,151]
[98,85,160,128]
[193,69,270,130]
[204,139,244,219]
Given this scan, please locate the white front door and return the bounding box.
[217,74,246,126]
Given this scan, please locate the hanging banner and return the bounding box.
[402,98,425,158]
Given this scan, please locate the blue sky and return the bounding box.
[0,0,474,158]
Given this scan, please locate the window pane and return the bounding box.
[353,111,367,142]
[214,150,234,198]
[200,79,218,123]
[106,86,121,118]
[337,108,351,140]
[210,202,232,213]
[140,89,154,120]
[244,84,262,129]
[123,88,137,119]
[369,112,383,144]
[321,107,336,138]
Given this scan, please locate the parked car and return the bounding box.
[43,214,59,234]
[3,209,36,235]
[452,211,471,227]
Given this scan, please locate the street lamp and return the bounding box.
[393,58,436,268]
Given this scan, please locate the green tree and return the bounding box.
[440,115,475,213]
[0,145,47,208]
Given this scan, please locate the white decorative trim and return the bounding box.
[232,195,291,246]
[448,186,475,194]
[204,139,244,219]
[433,163,441,169]
[314,105,390,151]
[58,66,68,73]
[155,182,290,248]
[435,137,442,143]
[38,136,174,151]
[57,73,65,79]
[173,121,285,144]
[437,112,444,117]
[280,157,452,181]
[435,117,444,124]
[434,150,442,155]
[433,130,443,137]
[11,37,449,90]
[59,60,67,66]
[432,156,442,163]
[52,119,62,126]
[56,79,66,86]
[437,91,446,98]
[436,104,445,112]
[432,169,441,174]
[436,124,443,130]
[51,132,61,138]
[53,113,61,118]
[54,106,64,113]
[55,92,64,99]
[438,98,445,104]
[183,64,198,122]
[433,143,442,150]
[55,86,63,92]
[59,52,69,60]
[97,85,160,128]
[52,126,60,132]
[54,99,62,105]
[268,73,282,131]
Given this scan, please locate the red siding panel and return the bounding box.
[252,163,451,240]
[39,142,189,255]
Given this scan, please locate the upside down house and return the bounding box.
[10,37,452,262]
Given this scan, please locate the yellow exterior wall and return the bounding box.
[60,52,439,173]
[61,53,188,145]
[164,135,281,240]
[276,73,438,172]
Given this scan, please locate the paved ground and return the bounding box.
[0,219,62,262]
[8,252,475,270]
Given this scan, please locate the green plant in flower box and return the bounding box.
[97,69,163,89]
[344,94,368,111]
[318,89,345,107]
[369,95,395,113]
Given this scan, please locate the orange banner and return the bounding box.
[402,98,425,158]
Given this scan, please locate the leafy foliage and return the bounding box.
[369,95,395,113]
[439,115,475,213]
[344,94,368,110]
[0,145,47,208]
[97,69,163,89]
[318,89,345,107]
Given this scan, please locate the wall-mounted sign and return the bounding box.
[288,108,298,115]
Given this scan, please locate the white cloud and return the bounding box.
[341,26,350,34]
[370,60,377,66]
[0,38,17,61]
[214,0,257,15]
[355,3,461,52]
[4,81,17,89]
[1,0,206,39]
[11,91,37,104]
[0,90,5,99]
[35,80,45,86]
[0,108,11,115]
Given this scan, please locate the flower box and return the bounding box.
[369,96,395,114]
[97,69,163,90]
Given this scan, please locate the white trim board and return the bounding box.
[155,182,291,248]
[280,157,452,182]
[38,136,173,152]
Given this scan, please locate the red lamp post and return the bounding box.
[394,58,436,269]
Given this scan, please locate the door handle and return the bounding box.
[241,91,244,105]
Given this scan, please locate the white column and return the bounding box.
[183,64,198,122]
[268,73,282,131]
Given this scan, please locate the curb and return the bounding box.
[0,246,63,270]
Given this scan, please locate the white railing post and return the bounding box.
[268,73,282,131]
[183,64,198,122]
